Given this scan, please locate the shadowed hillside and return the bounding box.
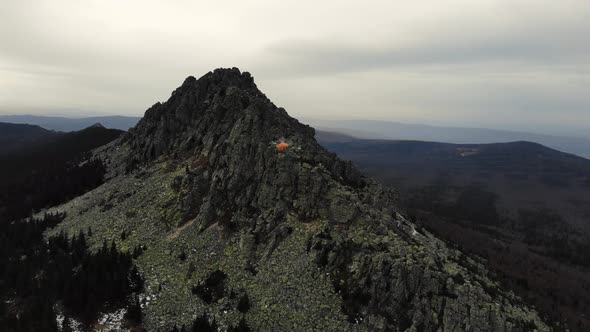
[317,131,590,331]
[0,122,60,155]
[0,125,124,222]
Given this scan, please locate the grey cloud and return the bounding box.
[257,21,590,78]
[0,0,589,136]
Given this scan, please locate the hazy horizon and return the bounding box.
[1,1,589,137]
[3,112,590,143]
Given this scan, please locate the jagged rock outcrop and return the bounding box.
[50,68,551,331]
[122,68,368,248]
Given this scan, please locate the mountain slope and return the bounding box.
[317,133,590,190]
[316,133,590,230]
[45,68,550,331]
[0,122,60,155]
[0,125,124,222]
[316,131,590,330]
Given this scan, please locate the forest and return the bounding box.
[403,182,590,331]
[0,213,144,331]
[0,125,146,331]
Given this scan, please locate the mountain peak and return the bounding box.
[125,68,329,169]
[82,69,552,330]
[171,67,261,100]
[122,68,366,212]
[88,122,105,129]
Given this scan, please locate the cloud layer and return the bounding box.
[1,0,588,136]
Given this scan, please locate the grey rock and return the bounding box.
[90,68,551,331]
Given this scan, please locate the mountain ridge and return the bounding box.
[0,114,141,132]
[0,124,124,222]
[0,122,60,155]
[44,68,551,331]
[305,118,590,158]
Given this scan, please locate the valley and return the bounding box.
[317,131,590,331]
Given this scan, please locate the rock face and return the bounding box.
[51,68,550,331]
[122,68,367,246]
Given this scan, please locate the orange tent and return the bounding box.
[276,142,289,152]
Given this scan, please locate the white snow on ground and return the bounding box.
[54,306,85,332]
[96,308,127,331]
[55,312,64,330]
[139,284,157,309]
[55,305,127,332]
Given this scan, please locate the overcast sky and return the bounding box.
[1,0,589,136]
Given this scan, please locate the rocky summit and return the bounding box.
[47,68,550,331]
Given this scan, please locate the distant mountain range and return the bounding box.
[2,114,589,158]
[0,114,141,132]
[317,130,590,194]
[304,118,590,158]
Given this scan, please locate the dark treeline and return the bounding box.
[0,125,143,330]
[167,314,251,332]
[0,213,144,331]
[518,209,590,267]
[0,125,122,222]
[404,181,590,331]
[0,122,59,155]
[0,158,106,222]
[405,183,590,267]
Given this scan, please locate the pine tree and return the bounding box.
[237,293,250,313]
[123,294,143,327]
[228,318,251,332]
[191,313,217,332]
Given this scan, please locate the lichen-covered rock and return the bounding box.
[120,67,369,249]
[48,68,551,331]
